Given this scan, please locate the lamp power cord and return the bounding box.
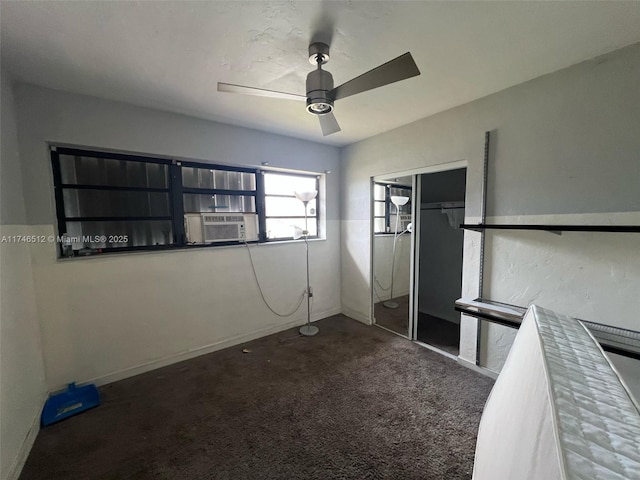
[374,227,411,300]
[244,241,306,317]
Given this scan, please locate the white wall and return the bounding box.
[0,71,47,480]
[14,84,342,390]
[341,43,640,374]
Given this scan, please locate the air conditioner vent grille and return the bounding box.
[184,212,257,243]
[204,224,244,241]
[202,214,245,223]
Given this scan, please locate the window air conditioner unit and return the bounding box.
[399,214,412,231]
[390,214,412,233]
[184,213,258,243]
[202,213,246,242]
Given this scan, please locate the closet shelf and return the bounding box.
[459,224,640,233]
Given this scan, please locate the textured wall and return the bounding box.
[341,43,640,372]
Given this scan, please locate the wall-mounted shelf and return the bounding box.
[460,224,640,233]
[455,298,640,361]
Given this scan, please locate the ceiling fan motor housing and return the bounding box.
[306,68,334,115]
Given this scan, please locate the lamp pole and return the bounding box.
[383,195,409,309]
[296,192,319,336]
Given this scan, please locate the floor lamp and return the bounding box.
[383,195,409,309]
[294,190,319,336]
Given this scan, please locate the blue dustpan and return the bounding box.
[41,382,100,426]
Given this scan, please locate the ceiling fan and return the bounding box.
[217,42,420,136]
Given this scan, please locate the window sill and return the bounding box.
[55,237,327,261]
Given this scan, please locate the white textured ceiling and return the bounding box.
[2,1,640,147]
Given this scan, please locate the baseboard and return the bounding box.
[415,341,458,360]
[374,323,408,338]
[457,357,499,380]
[74,309,342,389]
[312,306,342,322]
[375,289,410,303]
[341,305,371,325]
[5,391,47,480]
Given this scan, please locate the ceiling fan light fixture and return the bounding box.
[307,100,333,115]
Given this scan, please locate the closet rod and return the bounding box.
[420,201,465,210]
[421,207,465,211]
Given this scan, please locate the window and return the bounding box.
[53,150,174,253]
[373,183,388,234]
[181,164,259,245]
[51,147,320,256]
[263,172,319,240]
[373,182,412,234]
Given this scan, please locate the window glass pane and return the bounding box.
[182,167,256,191]
[389,186,411,198]
[265,196,317,217]
[62,189,170,217]
[374,184,386,201]
[264,173,316,196]
[266,218,317,239]
[388,204,410,216]
[395,203,411,215]
[374,201,386,216]
[374,218,386,233]
[59,155,168,188]
[65,220,173,250]
[183,193,255,214]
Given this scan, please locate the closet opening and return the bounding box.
[415,168,466,356]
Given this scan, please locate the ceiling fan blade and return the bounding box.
[330,52,420,101]
[318,112,341,136]
[217,82,306,102]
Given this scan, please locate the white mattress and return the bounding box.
[473,305,640,480]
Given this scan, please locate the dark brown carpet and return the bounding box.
[20,315,493,480]
[374,295,409,337]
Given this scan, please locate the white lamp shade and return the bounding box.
[292,226,304,240]
[390,195,409,206]
[294,191,318,202]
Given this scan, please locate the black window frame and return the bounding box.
[51,146,320,256]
